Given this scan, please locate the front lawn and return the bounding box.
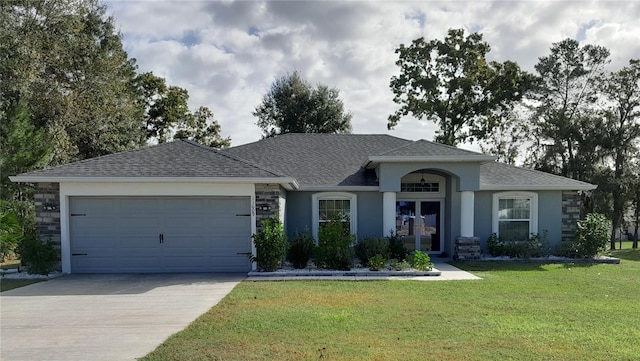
[142,249,640,361]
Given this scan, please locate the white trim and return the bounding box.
[299,185,379,191]
[492,191,539,240]
[382,192,396,237]
[58,182,256,274]
[481,185,596,191]
[364,155,496,168]
[10,176,299,190]
[460,191,475,237]
[311,192,358,241]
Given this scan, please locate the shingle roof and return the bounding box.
[378,139,487,157]
[12,134,596,191]
[222,133,412,187]
[14,140,284,179]
[480,162,596,190]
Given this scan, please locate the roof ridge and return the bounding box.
[191,141,288,178]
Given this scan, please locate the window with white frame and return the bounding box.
[312,192,357,240]
[492,192,538,241]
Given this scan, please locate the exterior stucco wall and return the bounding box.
[285,191,383,241]
[378,162,481,191]
[474,190,564,254]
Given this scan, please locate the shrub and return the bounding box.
[410,250,433,271]
[17,233,58,275]
[387,231,409,261]
[390,259,411,271]
[487,231,550,259]
[316,219,354,271]
[368,254,386,271]
[287,231,315,269]
[0,206,22,262]
[355,237,388,267]
[250,217,287,271]
[573,213,610,258]
[486,233,504,256]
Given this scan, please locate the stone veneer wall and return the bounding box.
[255,184,287,232]
[562,191,582,243]
[454,237,481,260]
[34,182,62,269]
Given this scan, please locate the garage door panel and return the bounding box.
[70,196,251,273]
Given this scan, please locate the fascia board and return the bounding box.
[480,184,597,191]
[298,185,380,192]
[364,155,497,168]
[9,176,300,190]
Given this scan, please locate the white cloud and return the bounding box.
[105,0,640,148]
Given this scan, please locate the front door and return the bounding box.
[395,200,443,253]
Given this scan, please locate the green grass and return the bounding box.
[142,249,640,361]
[1,259,44,292]
[0,278,43,292]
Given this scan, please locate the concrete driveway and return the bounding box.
[0,273,245,361]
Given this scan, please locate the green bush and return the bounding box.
[316,219,354,271]
[0,206,22,262]
[368,254,386,271]
[287,231,315,269]
[410,250,433,271]
[390,259,411,271]
[387,231,409,261]
[486,233,504,256]
[573,213,610,258]
[355,237,389,267]
[250,217,287,271]
[17,233,58,275]
[486,231,551,259]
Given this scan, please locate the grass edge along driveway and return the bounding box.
[142,249,640,361]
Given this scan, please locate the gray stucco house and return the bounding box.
[11,133,595,273]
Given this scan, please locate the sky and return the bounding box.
[104,0,640,149]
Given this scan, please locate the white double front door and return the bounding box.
[395,199,443,253]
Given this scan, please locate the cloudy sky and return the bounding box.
[104,0,640,149]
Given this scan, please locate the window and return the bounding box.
[400,182,440,192]
[492,192,538,241]
[312,193,357,240]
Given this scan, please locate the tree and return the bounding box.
[478,109,529,164]
[134,72,231,147]
[254,71,352,138]
[174,106,231,148]
[527,38,610,180]
[0,101,50,239]
[388,28,533,146]
[0,0,145,164]
[135,72,189,143]
[598,59,640,249]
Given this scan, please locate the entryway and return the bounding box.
[395,200,443,253]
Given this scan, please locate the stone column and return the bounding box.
[460,190,475,237]
[382,191,396,237]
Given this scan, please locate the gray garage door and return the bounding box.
[69,197,252,273]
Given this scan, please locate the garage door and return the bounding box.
[69,197,252,273]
